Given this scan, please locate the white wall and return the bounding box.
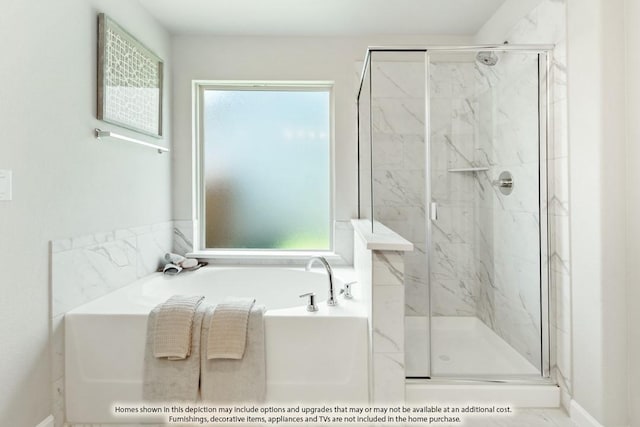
[567,0,628,425]
[625,0,640,425]
[0,1,171,426]
[474,0,545,43]
[171,34,470,225]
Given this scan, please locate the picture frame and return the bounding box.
[97,13,163,138]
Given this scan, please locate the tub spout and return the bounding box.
[305,256,337,306]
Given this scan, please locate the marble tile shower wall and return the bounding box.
[498,0,571,399]
[369,0,568,385]
[472,52,542,370]
[50,221,188,427]
[370,57,481,319]
[359,64,373,221]
[428,54,547,371]
[429,61,480,317]
[370,57,430,318]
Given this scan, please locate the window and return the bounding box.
[194,82,332,253]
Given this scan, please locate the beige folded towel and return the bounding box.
[153,295,204,360]
[207,297,255,359]
[143,303,206,402]
[201,304,266,402]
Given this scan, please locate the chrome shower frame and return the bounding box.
[357,44,554,385]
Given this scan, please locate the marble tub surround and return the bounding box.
[51,221,174,317]
[173,219,194,256]
[50,220,176,427]
[53,218,357,426]
[353,219,412,404]
[334,220,356,265]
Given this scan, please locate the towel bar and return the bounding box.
[95,128,169,154]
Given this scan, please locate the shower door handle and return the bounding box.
[430,202,438,221]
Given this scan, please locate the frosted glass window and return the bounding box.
[200,87,331,250]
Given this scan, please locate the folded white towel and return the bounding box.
[207,297,256,359]
[153,295,204,360]
[165,252,186,265]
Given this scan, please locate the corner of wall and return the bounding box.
[474,0,548,43]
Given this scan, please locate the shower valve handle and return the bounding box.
[492,178,513,188]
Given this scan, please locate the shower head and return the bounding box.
[476,51,498,66]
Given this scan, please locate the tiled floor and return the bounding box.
[457,408,575,426]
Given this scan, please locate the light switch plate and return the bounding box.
[0,170,12,201]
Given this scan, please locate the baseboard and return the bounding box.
[35,415,54,427]
[570,401,604,427]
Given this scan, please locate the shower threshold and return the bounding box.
[405,380,560,407]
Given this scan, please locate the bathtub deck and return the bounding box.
[65,266,368,424]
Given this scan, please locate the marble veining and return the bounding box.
[52,239,138,317]
[364,0,568,382]
[500,0,571,393]
[173,219,194,256]
[460,408,575,427]
[373,251,405,286]
[373,283,404,353]
[372,352,405,404]
[370,247,407,404]
[472,47,543,370]
[51,220,183,427]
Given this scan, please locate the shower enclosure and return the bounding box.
[357,46,551,381]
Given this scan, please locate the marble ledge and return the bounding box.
[351,219,414,252]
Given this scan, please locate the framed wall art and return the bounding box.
[97,13,163,138]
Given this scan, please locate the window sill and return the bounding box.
[186,250,348,265]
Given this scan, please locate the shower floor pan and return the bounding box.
[405,316,559,407]
[432,316,539,376]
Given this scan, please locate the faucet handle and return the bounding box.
[299,292,318,312]
[340,281,356,299]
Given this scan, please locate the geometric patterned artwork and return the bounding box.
[97,13,163,137]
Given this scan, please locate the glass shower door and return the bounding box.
[427,49,548,379]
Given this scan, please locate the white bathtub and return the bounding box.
[65,266,368,424]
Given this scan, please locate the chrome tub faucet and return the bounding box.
[305,256,337,306]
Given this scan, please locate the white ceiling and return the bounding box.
[138,0,508,37]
